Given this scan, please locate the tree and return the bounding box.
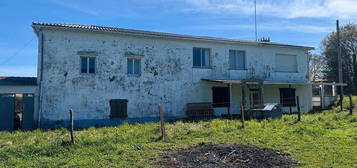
[321,23,357,94]
[309,53,325,81]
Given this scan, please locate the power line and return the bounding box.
[254,0,257,41]
[0,37,35,66]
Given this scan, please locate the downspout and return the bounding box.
[37,29,44,128]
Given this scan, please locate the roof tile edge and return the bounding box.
[32,22,314,50]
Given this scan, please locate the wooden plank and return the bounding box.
[158,104,166,141]
[69,109,75,144]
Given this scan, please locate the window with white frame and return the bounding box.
[193,47,210,67]
[80,56,96,74]
[229,50,246,69]
[275,54,297,72]
[127,58,141,76]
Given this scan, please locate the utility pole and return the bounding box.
[337,20,344,111]
[254,0,257,41]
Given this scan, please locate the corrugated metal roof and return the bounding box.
[0,77,37,86]
[32,22,314,50]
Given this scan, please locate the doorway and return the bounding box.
[249,89,262,108]
[0,93,34,131]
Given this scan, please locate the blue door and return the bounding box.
[22,94,34,131]
[0,95,15,132]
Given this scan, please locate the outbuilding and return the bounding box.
[0,77,37,131]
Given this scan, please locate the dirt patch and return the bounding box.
[157,142,299,168]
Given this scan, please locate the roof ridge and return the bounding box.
[32,22,314,50]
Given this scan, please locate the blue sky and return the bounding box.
[1,0,356,77]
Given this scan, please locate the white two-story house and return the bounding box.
[32,22,313,128]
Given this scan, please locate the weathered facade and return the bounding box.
[32,23,313,128]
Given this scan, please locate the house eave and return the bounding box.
[31,22,314,50]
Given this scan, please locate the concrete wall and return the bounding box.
[37,29,311,126]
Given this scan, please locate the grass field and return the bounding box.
[0,100,356,167]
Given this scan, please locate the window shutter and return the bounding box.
[81,57,88,73]
[127,59,133,74]
[89,57,95,73]
[275,54,297,72]
[204,49,210,67]
[237,51,245,69]
[193,48,201,67]
[134,59,140,75]
[229,50,235,69]
[110,99,128,118]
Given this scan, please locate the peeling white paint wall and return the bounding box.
[37,29,312,122]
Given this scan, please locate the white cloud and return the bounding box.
[0,66,37,77]
[179,0,357,19]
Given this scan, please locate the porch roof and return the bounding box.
[201,78,311,85]
[0,76,37,86]
[311,82,347,86]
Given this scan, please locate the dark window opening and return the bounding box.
[193,47,210,67]
[127,58,141,76]
[249,89,262,108]
[229,50,246,69]
[279,88,296,107]
[212,87,230,107]
[81,57,96,74]
[81,57,88,73]
[110,99,128,119]
[89,57,96,73]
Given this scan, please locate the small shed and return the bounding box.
[312,82,347,109]
[0,77,37,131]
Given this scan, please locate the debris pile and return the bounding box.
[157,143,299,168]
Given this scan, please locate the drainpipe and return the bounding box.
[37,29,44,128]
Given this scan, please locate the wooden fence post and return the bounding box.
[158,104,166,141]
[349,95,353,115]
[297,96,301,122]
[69,109,75,144]
[240,103,245,128]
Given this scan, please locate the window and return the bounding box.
[127,58,141,76]
[193,48,210,67]
[110,99,128,119]
[212,87,230,107]
[81,57,96,74]
[275,54,297,72]
[229,50,246,69]
[279,88,296,107]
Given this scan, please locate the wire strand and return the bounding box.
[0,37,35,66]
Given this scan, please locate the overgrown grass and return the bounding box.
[1,101,357,167]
